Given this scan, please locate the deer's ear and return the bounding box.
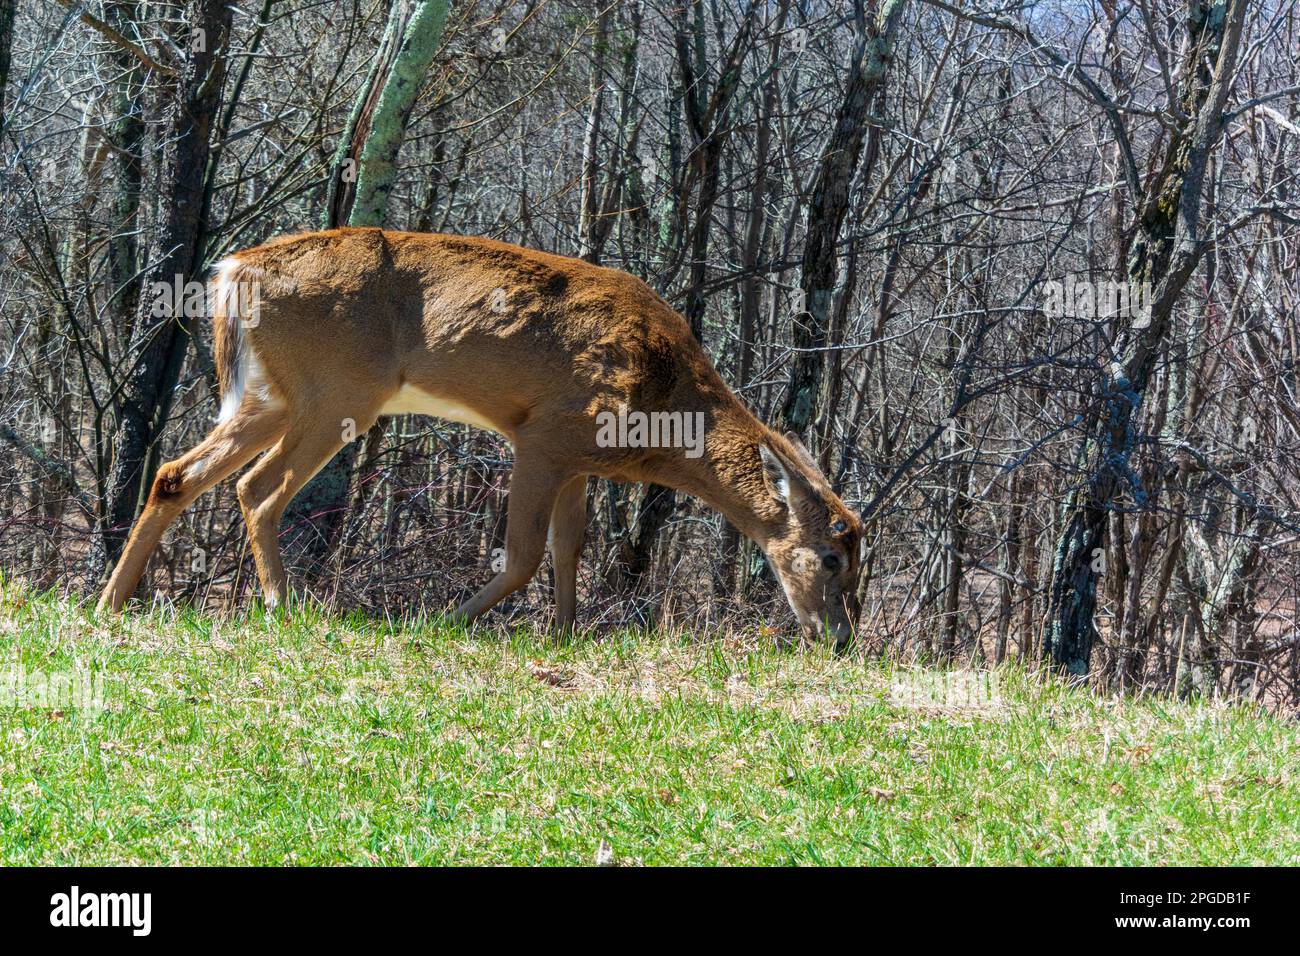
[760,444,814,509]
[759,444,791,504]
[782,431,817,469]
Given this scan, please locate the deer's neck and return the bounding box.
[653,395,784,550]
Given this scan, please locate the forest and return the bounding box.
[2,0,1298,709]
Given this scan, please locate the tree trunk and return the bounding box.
[994,467,1023,664]
[613,2,756,593]
[284,0,451,566]
[779,0,907,439]
[1041,0,1247,674]
[87,0,233,585]
[577,7,611,263]
[0,0,14,139]
[105,1,146,330]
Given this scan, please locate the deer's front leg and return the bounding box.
[453,455,572,624]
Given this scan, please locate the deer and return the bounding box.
[97,228,865,647]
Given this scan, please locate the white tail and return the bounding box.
[212,257,247,423]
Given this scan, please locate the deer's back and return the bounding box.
[231,228,729,449]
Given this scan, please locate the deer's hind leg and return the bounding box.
[98,402,289,613]
[235,403,381,608]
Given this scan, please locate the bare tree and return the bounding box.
[286,0,452,563]
[3,0,1299,707]
[1040,0,1249,675]
[87,0,235,583]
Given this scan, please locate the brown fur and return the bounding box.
[152,464,185,500]
[99,229,863,643]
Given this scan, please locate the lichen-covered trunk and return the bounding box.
[1181,501,1262,698]
[347,0,450,227]
[286,0,450,564]
[1041,0,1247,674]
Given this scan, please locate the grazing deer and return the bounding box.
[98,229,864,645]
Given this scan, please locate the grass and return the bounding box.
[0,582,1296,865]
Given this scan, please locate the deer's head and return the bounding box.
[758,436,864,650]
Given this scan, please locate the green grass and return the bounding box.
[0,582,1296,865]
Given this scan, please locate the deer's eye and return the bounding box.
[831,519,847,534]
[822,554,841,573]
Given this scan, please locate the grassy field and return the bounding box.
[1,583,1296,865]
